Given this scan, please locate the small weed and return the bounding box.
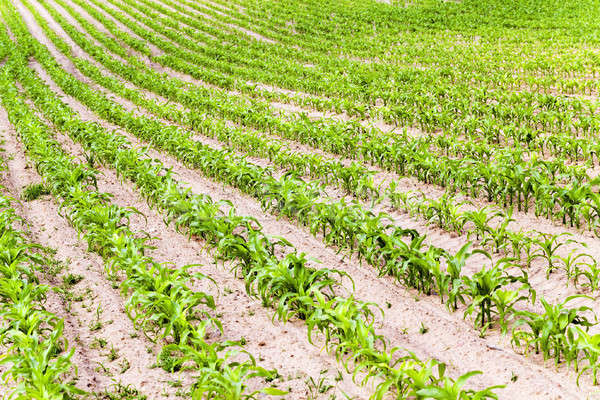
[106,346,119,361]
[21,183,50,201]
[95,382,146,400]
[118,358,130,374]
[62,273,84,288]
[95,362,112,377]
[306,369,333,398]
[89,305,104,332]
[91,337,108,349]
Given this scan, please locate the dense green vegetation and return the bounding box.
[2,0,600,398]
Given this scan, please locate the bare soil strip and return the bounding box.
[22,0,600,331]
[5,1,600,398]
[26,35,600,398]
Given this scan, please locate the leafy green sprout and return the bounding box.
[21,182,50,201]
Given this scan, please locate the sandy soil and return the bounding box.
[32,0,600,317]
[27,49,599,399]
[21,55,372,399]
[4,0,600,399]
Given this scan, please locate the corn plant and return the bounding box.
[512,295,596,366]
[531,232,576,278]
[0,192,83,399]
[462,260,532,333]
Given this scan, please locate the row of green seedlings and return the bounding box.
[230,0,600,92]
[0,56,282,399]
[39,0,600,272]
[103,0,600,199]
[91,3,594,155]
[16,0,596,370]
[0,191,83,399]
[138,0,377,117]
[29,1,600,298]
[93,0,597,131]
[151,0,600,118]
[175,0,600,128]
[89,0,600,149]
[15,0,600,384]
[14,5,600,388]
[43,0,380,199]
[14,2,575,333]
[34,0,600,236]
[32,0,600,313]
[80,0,364,117]
[117,0,599,204]
[20,0,539,337]
[0,15,502,400]
[388,186,600,291]
[33,0,377,202]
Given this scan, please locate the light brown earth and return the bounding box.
[2,0,600,399]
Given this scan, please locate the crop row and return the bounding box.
[35,0,600,237]
[1,6,505,398]
[92,0,600,142]
[16,0,600,387]
[23,0,539,334]
[108,0,600,166]
[0,180,82,398]
[29,0,600,240]
[0,19,282,398]
[195,0,600,93]
[28,0,600,302]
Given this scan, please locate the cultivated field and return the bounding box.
[1,0,600,399]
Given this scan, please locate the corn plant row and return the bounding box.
[15,57,496,399]
[1,13,506,399]
[42,0,600,218]
[0,27,284,398]
[23,0,477,302]
[36,0,378,201]
[194,0,600,96]
[100,0,600,176]
[73,0,347,120]
[28,0,600,237]
[20,0,541,338]
[58,0,600,380]
[22,0,599,338]
[140,0,600,112]
[0,28,81,400]
[388,186,600,291]
[18,6,600,389]
[24,3,600,370]
[0,189,84,399]
[73,0,576,138]
[12,1,600,389]
[0,54,291,399]
[105,0,600,125]
[87,0,600,149]
[145,0,600,383]
[42,0,350,143]
[156,0,598,102]
[51,0,597,172]
[110,0,600,190]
